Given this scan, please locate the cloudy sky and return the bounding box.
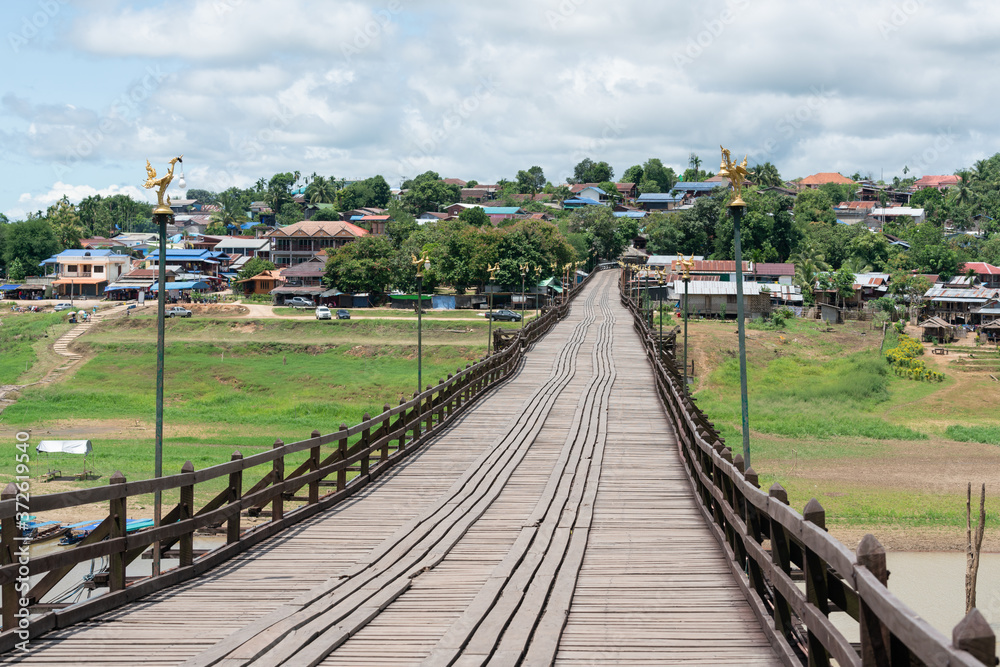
[0,0,995,218]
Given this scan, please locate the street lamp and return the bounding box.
[486,262,499,355]
[680,255,694,387]
[534,266,542,319]
[519,263,528,329]
[412,250,431,395]
[141,155,183,578]
[719,146,752,468]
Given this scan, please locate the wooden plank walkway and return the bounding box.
[4,271,782,666]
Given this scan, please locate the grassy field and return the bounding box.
[0,312,73,384]
[0,316,492,503]
[686,316,1000,547]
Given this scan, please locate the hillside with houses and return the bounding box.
[2,155,1000,333]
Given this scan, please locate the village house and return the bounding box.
[960,262,1000,289]
[637,193,684,211]
[233,269,282,297]
[796,172,855,190]
[43,249,132,297]
[911,175,960,191]
[669,280,770,318]
[266,219,368,267]
[922,285,1000,324]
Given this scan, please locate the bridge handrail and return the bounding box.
[619,277,996,667]
[0,271,595,650]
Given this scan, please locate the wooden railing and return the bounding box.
[621,278,997,667]
[0,271,594,652]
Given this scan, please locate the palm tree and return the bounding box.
[305,176,338,204]
[791,244,830,303]
[688,153,702,173]
[842,257,873,274]
[210,192,248,230]
[750,161,783,188]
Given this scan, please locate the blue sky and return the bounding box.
[2,0,999,218]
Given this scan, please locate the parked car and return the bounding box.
[315,306,332,320]
[287,297,315,308]
[166,306,192,318]
[336,309,351,320]
[486,309,522,322]
[53,303,74,312]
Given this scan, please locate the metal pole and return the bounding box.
[683,277,690,387]
[153,209,169,577]
[487,282,494,356]
[658,275,663,362]
[520,272,525,329]
[732,204,751,468]
[417,274,422,395]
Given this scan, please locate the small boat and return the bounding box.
[59,520,101,546]
[58,518,154,546]
[21,520,69,545]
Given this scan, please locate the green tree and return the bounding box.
[78,195,113,238]
[266,172,299,217]
[642,158,677,192]
[794,189,836,226]
[401,178,460,214]
[186,188,218,206]
[459,207,490,226]
[385,202,418,248]
[569,207,636,260]
[791,243,830,304]
[598,181,621,204]
[645,212,709,256]
[7,257,26,282]
[309,208,345,222]
[47,196,83,249]
[638,178,661,195]
[276,202,303,227]
[2,218,59,271]
[515,166,546,195]
[568,158,613,184]
[749,161,783,187]
[236,257,276,281]
[622,164,644,184]
[832,266,856,309]
[818,182,856,206]
[324,235,401,299]
[210,191,248,230]
[846,230,891,270]
[304,175,338,204]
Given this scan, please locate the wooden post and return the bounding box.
[396,398,407,451]
[803,498,831,667]
[359,414,371,477]
[966,482,986,613]
[952,608,996,665]
[309,430,321,505]
[179,461,194,568]
[271,439,284,522]
[380,405,391,462]
[337,424,348,491]
[445,374,454,419]
[412,392,422,440]
[769,483,793,643]
[857,534,891,667]
[1,483,17,631]
[227,451,242,545]
[436,379,446,424]
[109,471,127,591]
[424,386,433,434]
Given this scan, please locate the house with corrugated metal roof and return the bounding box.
[45,249,132,297]
[266,219,368,267]
[669,280,770,318]
[961,262,1000,289]
[923,285,1000,324]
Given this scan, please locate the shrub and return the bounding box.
[885,334,941,382]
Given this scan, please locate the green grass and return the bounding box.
[0,312,67,384]
[944,424,1000,445]
[696,352,927,442]
[2,341,480,431]
[760,475,1000,529]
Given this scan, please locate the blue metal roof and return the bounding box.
[563,197,604,206]
[637,193,683,202]
[148,249,230,260]
[0,284,21,291]
[52,249,128,258]
[613,211,648,218]
[150,281,210,291]
[483,207,522,215]
[670,181,719,192]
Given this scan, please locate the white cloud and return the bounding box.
[4,0,1000,213]
[9,182,151,219]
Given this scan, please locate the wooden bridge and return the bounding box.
[0,269,995,666]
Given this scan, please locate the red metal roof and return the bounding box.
[753,263,795,276]
[962,262,1000,275]
[800,172,855,185]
